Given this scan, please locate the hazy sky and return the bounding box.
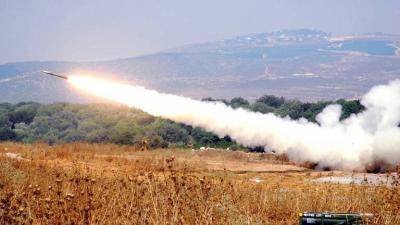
[1,0,399,64]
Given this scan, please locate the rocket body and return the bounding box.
[41,70,68,79]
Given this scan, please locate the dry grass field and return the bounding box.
[0,142,399,224]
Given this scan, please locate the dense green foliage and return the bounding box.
[0,96,365,149]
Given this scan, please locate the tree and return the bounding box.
[275,100,304,119]
[190,127,220,146]
[202,97,229,105]
[250,102,275,114]
[256,95,285,108]
[0,104,14,128]
[147,135,168,148]
[336,99,365,120]
[230,97,250,109]
[9,103,40,126]
[302,101,332,122]
[202,97,217,102]
[156,122,189,144]
[0,127,16,141]
[109,120,141,144]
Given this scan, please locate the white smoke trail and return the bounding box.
[69,76,400,170]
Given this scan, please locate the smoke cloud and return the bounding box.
[69,76,400,170]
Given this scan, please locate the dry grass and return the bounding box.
[0,142,399,225]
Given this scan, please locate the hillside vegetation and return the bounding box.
[0,95,364,150]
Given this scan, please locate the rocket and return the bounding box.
[41,70,68,80]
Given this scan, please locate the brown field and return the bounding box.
[0,142,399,225]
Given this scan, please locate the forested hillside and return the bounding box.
[0,95,365,150]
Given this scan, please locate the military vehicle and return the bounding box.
[299,212,373,225]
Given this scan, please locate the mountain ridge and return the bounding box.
[1,29,399,103]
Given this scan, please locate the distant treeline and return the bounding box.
[0,95,365,150]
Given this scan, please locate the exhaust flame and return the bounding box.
[69,76,400,170]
